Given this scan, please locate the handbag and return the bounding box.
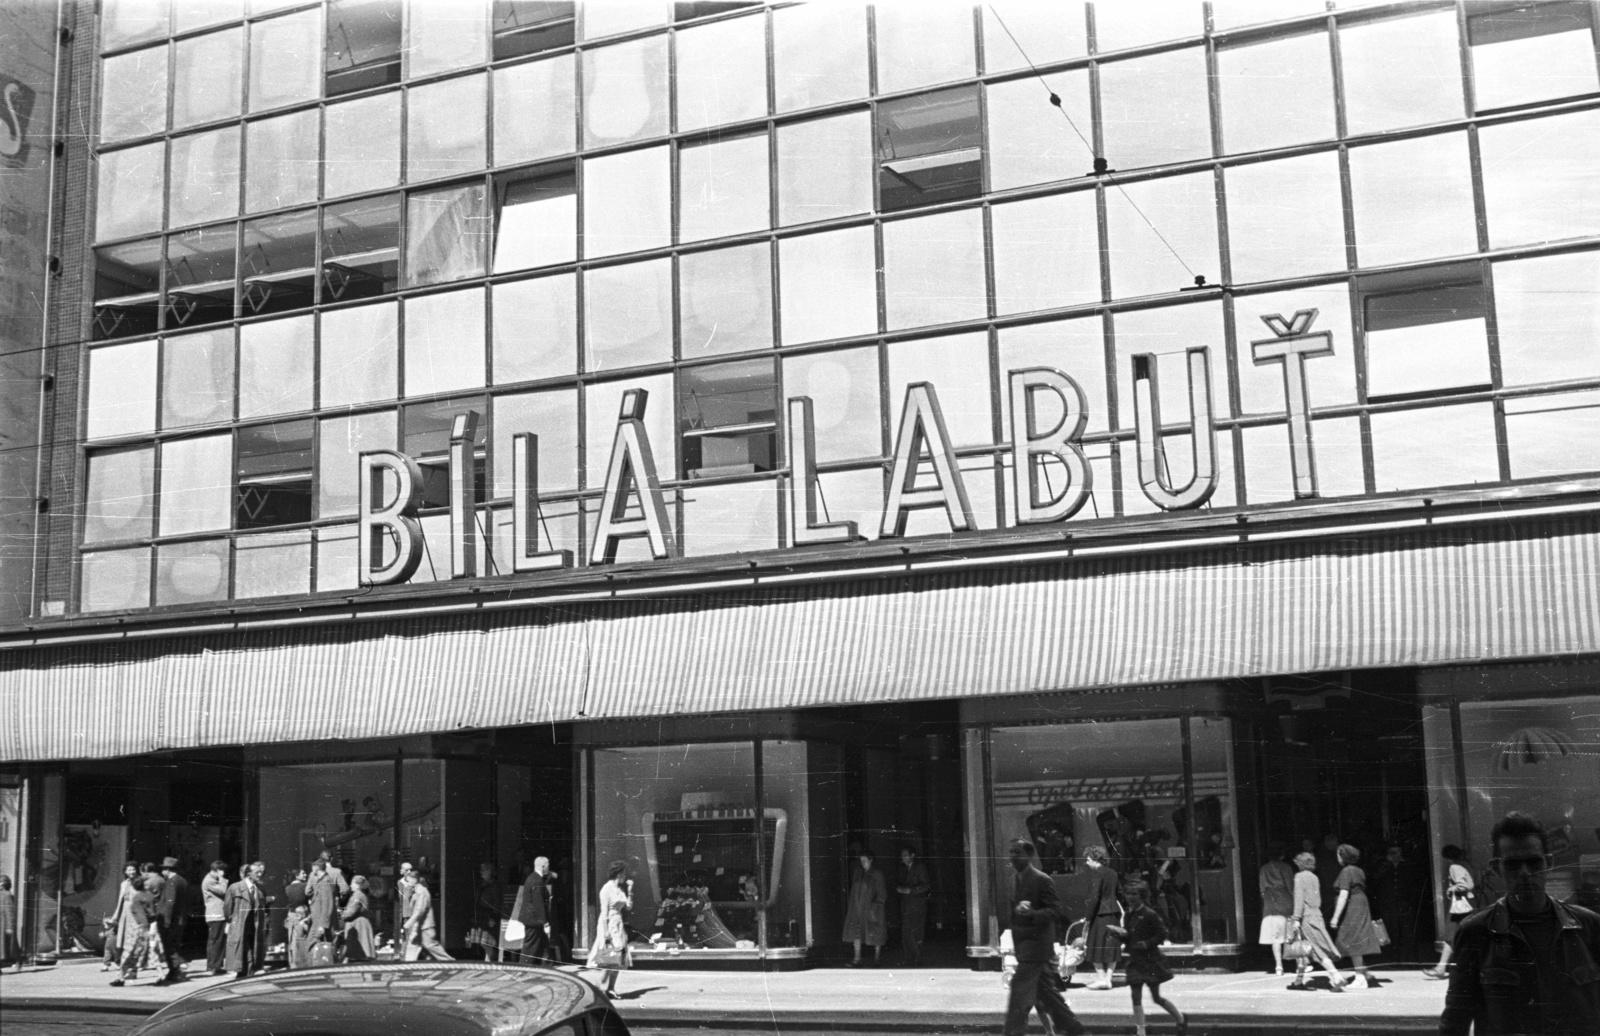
[592,942,626,969]
[1373,919,1391,948]
[1283,921,1313,959]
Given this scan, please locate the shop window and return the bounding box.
[155,539,230,606]
[325,0,403,97]
[241,211,317,316]
[407,74,489,181]
[584,258,672,372]
[1339,10,1464,134]
[404,288,487,396]
[1369,402,1500,492]
[235,529,312,598]
[233,420,313,529]
[317,410,397,518]
[984,71,1093,192]
[493,274,577,382]
[159,433,234,536]
[1359,264,1491,401]
[1480,109,1600,250]
[1505,389,1600,480]
[581,146,671,258]
[86,339,158,441]
[321,301,400,407]
[776,112,873,226]
[165,224,237,330]
[1493,251,1600,387]
[406,183,491,287]
[1469,1,1598,111]
[582,34,669,148]
[249,8,321,111]
[161,327,234,429]
[493,166,577,274]
[679,133,770,242]
[404,397,487,508]
[873,2,975,94]
[322,195,400,301]
[100,45,169,144]
[772,3,867,113]
[1105,172,1219,300]
[776,226,877,345]
[1215,29,1335,156]
[677,358,777,479]
[94,240,164,340]
[168,127,241,228]
[95,143,166,243]
[324,92,402,199]
[172,27,243,131]
[679,242,772,359]
[991,192,1100,315]
[84,446,155,544]
[244,110,319,214]
[675,14,766,133]
[780,346,881,463]
[881,208,986,330]
[493,1,575,60]
[1098,48,1211,170]
[81,547,153,612]
[875,86,982,213]
[239,314,314,418]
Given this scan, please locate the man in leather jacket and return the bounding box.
[1440,812,1600,1036]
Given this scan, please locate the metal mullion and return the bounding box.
[864,2,879,98]
[1480,258,1513,482]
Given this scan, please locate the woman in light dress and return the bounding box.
[102,861,139,970]
[1258,842,1296,975]
[1330,844,1383,988]
[1288,851,1347,991]
[587,861,633,997]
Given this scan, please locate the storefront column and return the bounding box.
[1180,716,1202,947]
[753,740,768,954]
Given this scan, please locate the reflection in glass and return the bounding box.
[96,143,166,242]
[165,224,237,330]
[676,14,766,132]
[172,28,243,130]
[1106,172,1218,300]
[1339,11,1464,134]
[100,46,168,143]
[1362,277,1491,398]
[776,112,873,226]
[583,146,671,257]
[876,87,982,212]
[985,71,1093,191]
[84,447,155,544]
[1369,403,1499,491]
[324,92,402,198]
[1098,48,1211,170]
[682,480,778,557]
[322,194,401,301]
[493,0,576,60]
[154,543,229,606]
[873,2,975,94]
[101,0,169,52]
[320,301,399,407]
[680,243,772,358]
[404,396,486,508]
[1469,2,1598,111]
[235,419,314,528]
[585,259,672,372]
[405,183,491,286]
[1225,152,1346,283]
[241,210,318,316]
[781,347,881,463]
[584,373,675,483]
[93,239,164,340]
[1111,302,1228,432]
[1216,30,1335,155]
[493,166,577,273]
[1505,390,1600,480]
[169,127,241,228]
[680,133,770,241]
[86,340,158,440]
[318,410,398,517]
[1093,0,1203,52]
[677,359,777,479]
[406,0,487,78]
[882,209,986,330]
[494,55,576,165]
[1348,134,1476,268]
[159,433,234,536]
[492,388,579,496]
[407,74,488,180]
[991,192,1100,315]
[996,317,1108,435]
[1480,110,1600,249]
[582,35,669,148]
[239,314,315,417]
[404,287,486,396]
[1493,251,1600,387]
[325,0,403,96]
[81,547,153,612]
[778,227,878,345]
[161,328,233,429]
[245,110,319,213]
[249,8,321,111]
[885,332,993,448]
[772,2,868,113]
[235,530,312,599]
[982,2,1086,73]
[493,274,577,383]
[1232,284,1358,415]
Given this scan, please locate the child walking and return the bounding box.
[1109,881,1187,1036]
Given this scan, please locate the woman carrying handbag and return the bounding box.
[587,861,634,998]
[1286,851,1347,991]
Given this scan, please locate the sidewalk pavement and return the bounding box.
[0,956,1450,1032]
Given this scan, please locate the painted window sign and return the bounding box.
[357,312,1332,586]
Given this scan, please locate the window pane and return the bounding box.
[582,146,670,257]
[585,258,672,372]
[101,0,169,51]
[781,347,881,462]
[162,328,234,429]
[239,313,314,417]
[94,240,164,340]
[682,480,776,556]
[235,529,312,598]
[82,547,153,612]
[997,316,1108,434]
[1362,277,1490,397]
[581,0,667,40]
[991,191,1101,315]
[169,127,241,227]
[1369,403,1499,491]
[886,331,992,447]
[325,0,403,96]
[403,396,485,508]
[1099,48,1211,170]
[1233,284,1359,416]
[809,467,884,537]
[405,183,490,286]
[241,209,318,316]
[323,194,401,301]
[245,110,319,213]
[405,287,486,395]
[87,339,158,439]
[982,2,1086,73]
[493,167,576,273]
[778,226,878,345]
[172,27,243,130]
[680,132,770,241]
[317,410,398,517]
[494,274,576,383]
[1349,133,1476,268]
[1505,389,1600,480]
[582,35,668,148]
[876,86,982,212]
[493,0,576,60]
[676,14,765,132]
[984,71,1093,191]
[1340,11,1464,134]
[406,0,487,78]
[1212,0,1327,31]
[249,8,321,111]
[314,524,358,591]
[100,46,169,143]
[1216,30,1335,155]
[1240,415,1366,502]
[494,55,576,165]
[159,433,234,535]
[155,539,230,605]
[1481,110,1600,249]
[680,242,772,359]
[1470,2,1598,111]
[165,224,237,329]
[1225,151,1346,283]
[1112,301,1229,432]
[882,209,986,331]
[584,372,675,483]
[1494,251,1600,387]
[325,92,402,198]
[1106,171,1219,300]
[677,358,777,479]
[873,2,975,94]
[773,2,868,113]
[1093,0,1203,53]
[320,300,399,406]
[776,111,872,227]
[174,0,241,35]
[492,388,579,496]
[407,73,488,180]
[84,446,155,544]
[96,143,166,241]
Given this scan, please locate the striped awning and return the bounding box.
[3,516,1598,761]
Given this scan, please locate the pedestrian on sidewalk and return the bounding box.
[224,861,271,980]
[202,860,229,975]
[1259,842,1295,976]
[896,846,931,967]
[513,856,554,965]
[1425,844,1476,979]
[155,857,192,984]
[402,872,453,961]
[1002,838,1084,1036]
[1287,851,1347,991]
[394,861,415,950]
[341,875,376,962]
[307,859,340,942]
[843,850,887,967]
[0,874,15,963]
[1082,845,1122,990]
[1329,844,1381,989]
[109,873,162,987]
[103,861,138,970]
[1440,811,1600,1036]
[1108,881,1187,1036]
[587,861,634,997]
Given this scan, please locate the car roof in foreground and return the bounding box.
[131,962,606,1036]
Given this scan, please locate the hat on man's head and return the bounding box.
[161,856,180,868]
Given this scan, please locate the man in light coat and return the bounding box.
[402,873,454,962]
[223,862,272,979]
[202,860,229,975]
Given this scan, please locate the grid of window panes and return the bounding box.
[80,0,1600,612]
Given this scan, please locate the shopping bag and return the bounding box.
[1373,919,1391,948]
[1057,919,1087,984]
[998,929,1017,986]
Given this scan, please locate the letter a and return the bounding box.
[880,382,974,538]
[589,389,676,564]
[1131,348,1219,510]
[358,450,425,585]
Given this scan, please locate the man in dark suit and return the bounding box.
[224,862,272,979]
[514,856,554,964]
[1005,839,1085,1036]
[155,856,192,983]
